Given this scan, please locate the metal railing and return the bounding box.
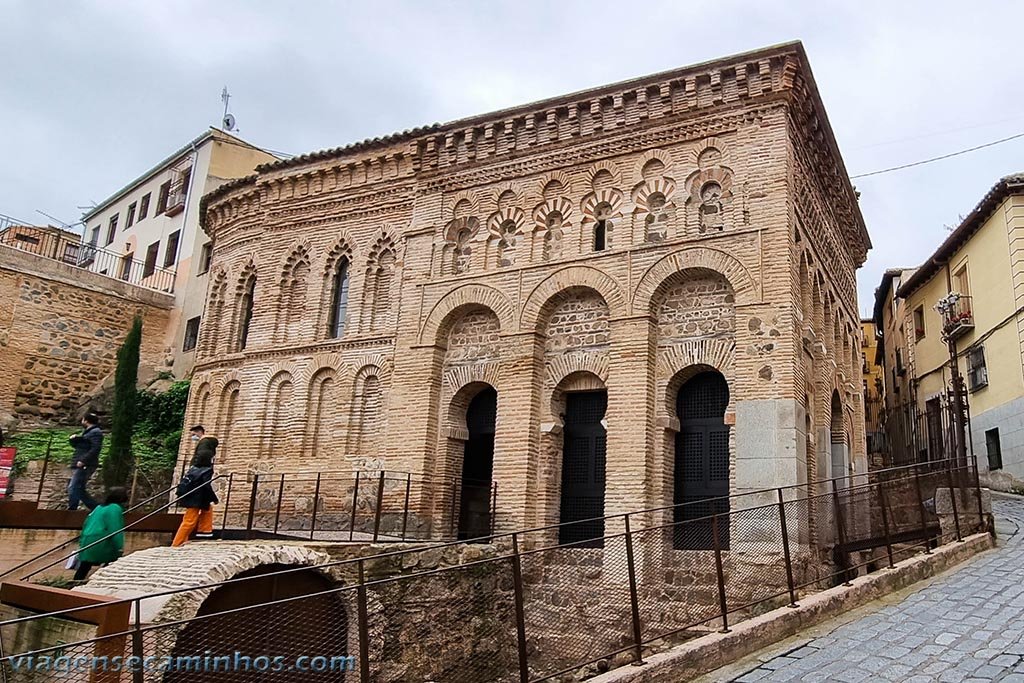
[215,468,497,543]
[2,429,174,511]
[0,465,498,584]
[0,475,228,583]
[940,293,974,341]
[0,458,987,683]
[0,224,176,293]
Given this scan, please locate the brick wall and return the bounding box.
[190,44,868,537]
[0,245,173,424]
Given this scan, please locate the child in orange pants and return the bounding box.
[172,436,219,547]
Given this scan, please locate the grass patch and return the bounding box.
[8,381,189,478]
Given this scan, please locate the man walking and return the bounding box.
[68,412,103,510]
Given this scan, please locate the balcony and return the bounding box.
[164,183,186,216]
[939,294,974,341]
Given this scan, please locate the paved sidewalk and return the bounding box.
[714,496,1023,683]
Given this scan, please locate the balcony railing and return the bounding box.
[164,181,187,216]
[940,294,974,341]
[0,225,176,293]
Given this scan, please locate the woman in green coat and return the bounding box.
[74,487,128,581]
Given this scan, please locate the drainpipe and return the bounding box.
[173,141,201,288]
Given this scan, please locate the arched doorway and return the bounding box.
[458,387,496,540]
[674,370,730,550]
[830,389,848,486]
[167,564,349,682]
[559,390,608,547]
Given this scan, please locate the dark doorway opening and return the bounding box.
[559,390,608,547]
[674,370,730,550]
[167,564,349,682]
[458,387,496,540]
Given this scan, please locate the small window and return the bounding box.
[895,348,905,376]
[327,258,351,338]
[89,227,100,246]
[593,221,607,251]
[198,242,213,275]
[239,277,256,350]
[163,230,180,267]
[593,202,612,252]
[913,306,925,341]
[126,202,137,228]
[968,345,988,391]
[954,263,971,297]
[157,181,171,213]
[986,428,1003,471]
[182,316,201,352]
[139,193,151,220]
[105,214,118,246]
[143,241,160,278]
[14,233,40,245]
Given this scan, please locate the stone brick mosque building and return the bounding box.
[189,41,869,538]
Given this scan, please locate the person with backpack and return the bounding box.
[171,438,219,547]
[74,487,128,581]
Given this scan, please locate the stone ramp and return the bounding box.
[708,495,1021,682]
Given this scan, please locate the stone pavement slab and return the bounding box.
[705,496,1023,682]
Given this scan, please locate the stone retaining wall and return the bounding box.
[0,245,172,425]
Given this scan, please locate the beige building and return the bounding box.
[872,267,917,463]
[890,173,1024,487]
[861,318,885,461]
[189,42,869,536]
[81,129,276,377]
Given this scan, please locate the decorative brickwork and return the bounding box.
[193,42,868,536]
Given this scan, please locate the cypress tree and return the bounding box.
[104,315,142,488]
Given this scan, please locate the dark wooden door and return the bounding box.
[167,564,349,681]
[674,371,730,550]
[458,388,496,540]
[559,391,607,547]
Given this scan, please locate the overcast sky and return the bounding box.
[2,1,1022,315]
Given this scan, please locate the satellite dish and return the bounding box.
[223,113,236,131]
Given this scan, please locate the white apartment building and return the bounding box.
[81,128,276,377]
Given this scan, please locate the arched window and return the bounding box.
[238,275,256,350]
[327,258,350,338]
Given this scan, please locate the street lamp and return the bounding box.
[935,292,968,467]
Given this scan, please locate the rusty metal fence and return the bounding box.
[0,459,987,683]
[214,469,496,542]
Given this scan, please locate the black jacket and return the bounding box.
[176,466,219,509]
[192,436,219,463]
[69,426,103,469]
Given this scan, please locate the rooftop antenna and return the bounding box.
[221,86,237,132]
[35,210,83,231]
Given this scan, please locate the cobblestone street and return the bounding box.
[714,495,1024,683]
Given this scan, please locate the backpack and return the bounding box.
[176,471,197,498]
